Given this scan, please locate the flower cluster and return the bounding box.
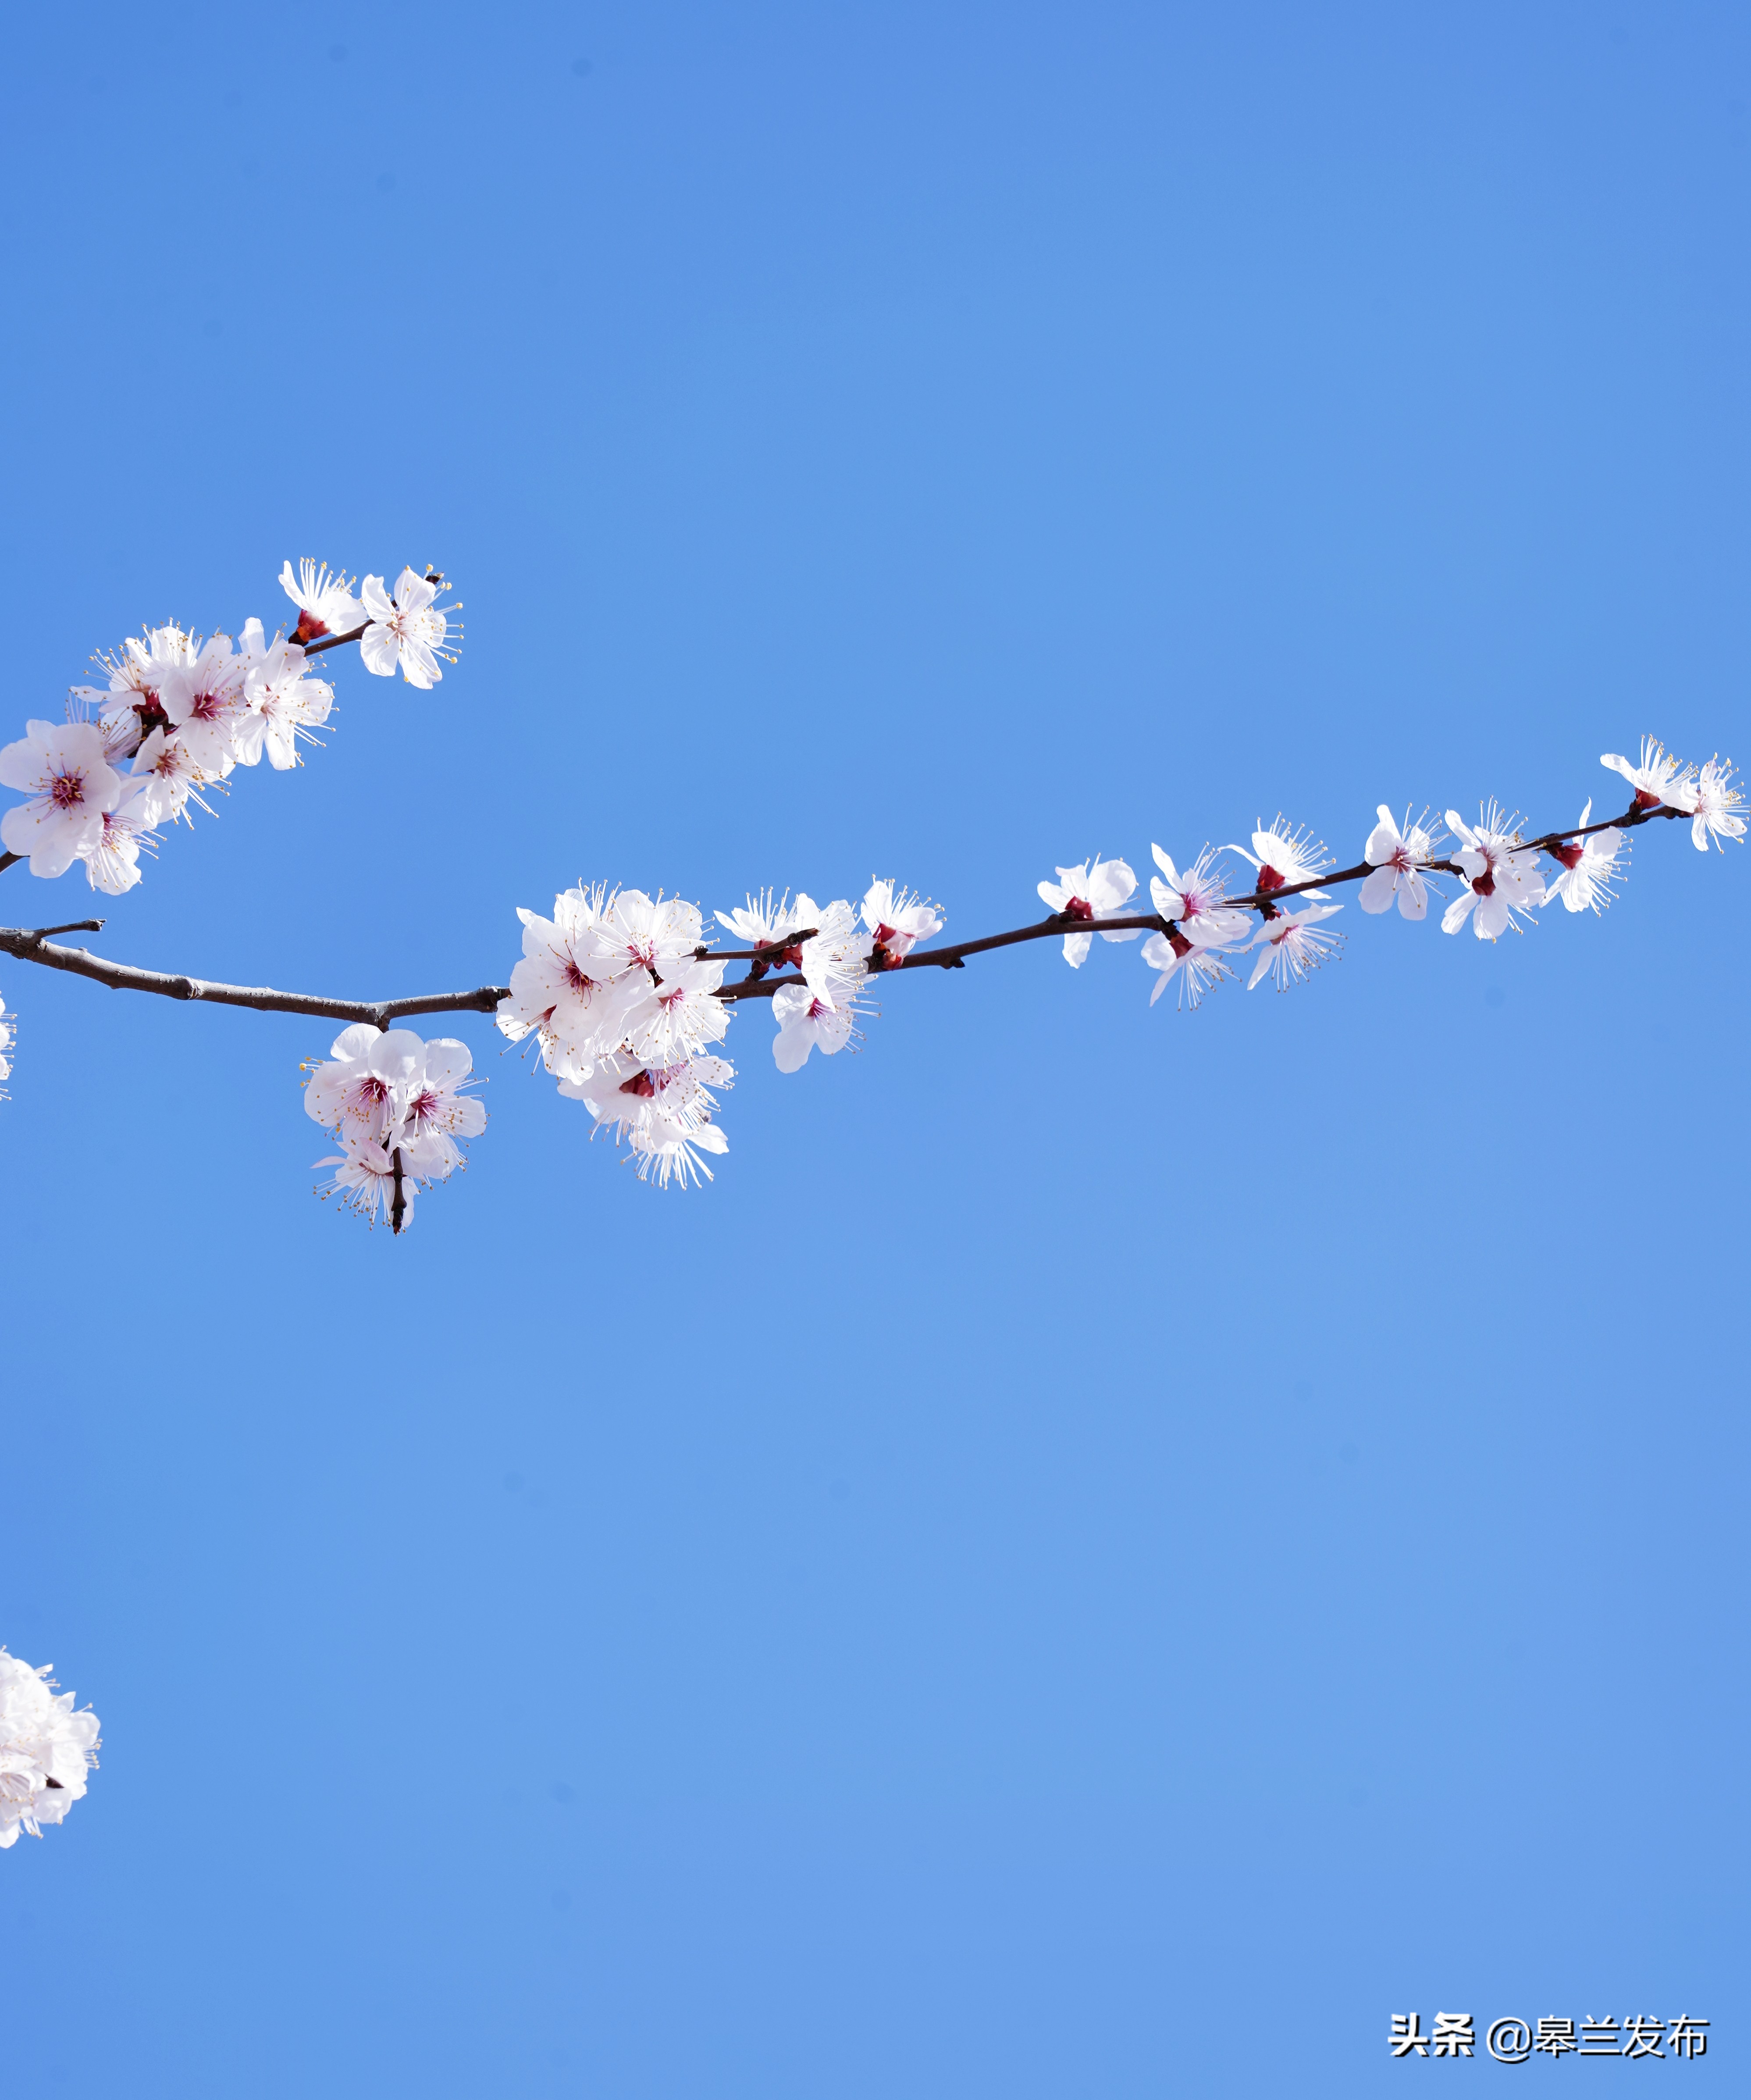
[0,1650,100,1850]
[495,877,943,1187]
[1601,737,1747,852]
[0,991,10,1097]
[306,1024,486,1230]
[1052,741,1740,1024]
[0,560,458,894]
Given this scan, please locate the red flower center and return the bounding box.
[1256,865,1287,893]
[1061,896,1095,922]
[619,1071,656,1097]
[48,769,85,810]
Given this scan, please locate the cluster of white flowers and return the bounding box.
[0,560,457,894]
[1045,741,1744,1018]
[306,1024,486,1230]
[495,877,943,1189]
[0,991,9,1097]
[0,1651,100,1850]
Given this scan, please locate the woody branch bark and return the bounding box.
[0,796,1676,1021]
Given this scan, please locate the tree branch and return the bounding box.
[0,925,508,1028]
[0,797,1679,1027]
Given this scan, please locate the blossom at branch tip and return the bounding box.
[1140,926,1234,1009]
[1689,755,1745,852]
[71,622,194,763]
[1036,855,1140,965]
[279,558,365,644]
[0,719,122,878]
[1360,806,1444,920]
[157,634,249,778]
[0,1649,100,1850]
[1441,803,1547,938]
[1600,736,1697,814]
[1246,903,1345,990]
[236,620,334,770]
[314,1136,412,1229]
[771,980,868,1068]
[715,889,811,966]
[559,1050,733,1187]
[0,992,11,1091]
[76,781,158,896]
[359,567,457,688]
[1543,801,1627,914]
[1225,817,1332,900]
[861,878,944,966]
[799,898,875,1010]
[1148,844,1250,950]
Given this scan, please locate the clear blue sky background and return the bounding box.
[0,4,1744,2093]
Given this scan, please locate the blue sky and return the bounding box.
[1,4,1745,2093]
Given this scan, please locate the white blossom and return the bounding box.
[1140,926,1234,1009]
[158,634,248,778]
[1600,736,1697,814]
[1036,855,1141,965]
[798,897,875,1010]
[715,889,811,963]
[306,1026,484,1227]
[594,888,705,976]
[0,992,11,1090]
[76,781,158,895]
[861,878,943,962]
[1226,816,1332,900]
[1441,803,1547,939]
[71,622,196,763]
[496,888,640,1081]
[1688,755,1745,853]
[279,558,365,644]
[559,1051,733,1186]
[236,620,334,770]
[394,1038,487,1179]
[1544,801,1627,914]
[359,567,456,688]
[0,719,122,877]
[128,726,211,828]
[1246,903,1345,990]
[306,1023,401,1141]
[1360,805,1444,920]
[623,956,731,1066]
[0,1649,100,1849]
[314,1136,411,1229]
[1148,844,1250,950]
[771,980,865,1068]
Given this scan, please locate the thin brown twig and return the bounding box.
[300,621,369,658]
